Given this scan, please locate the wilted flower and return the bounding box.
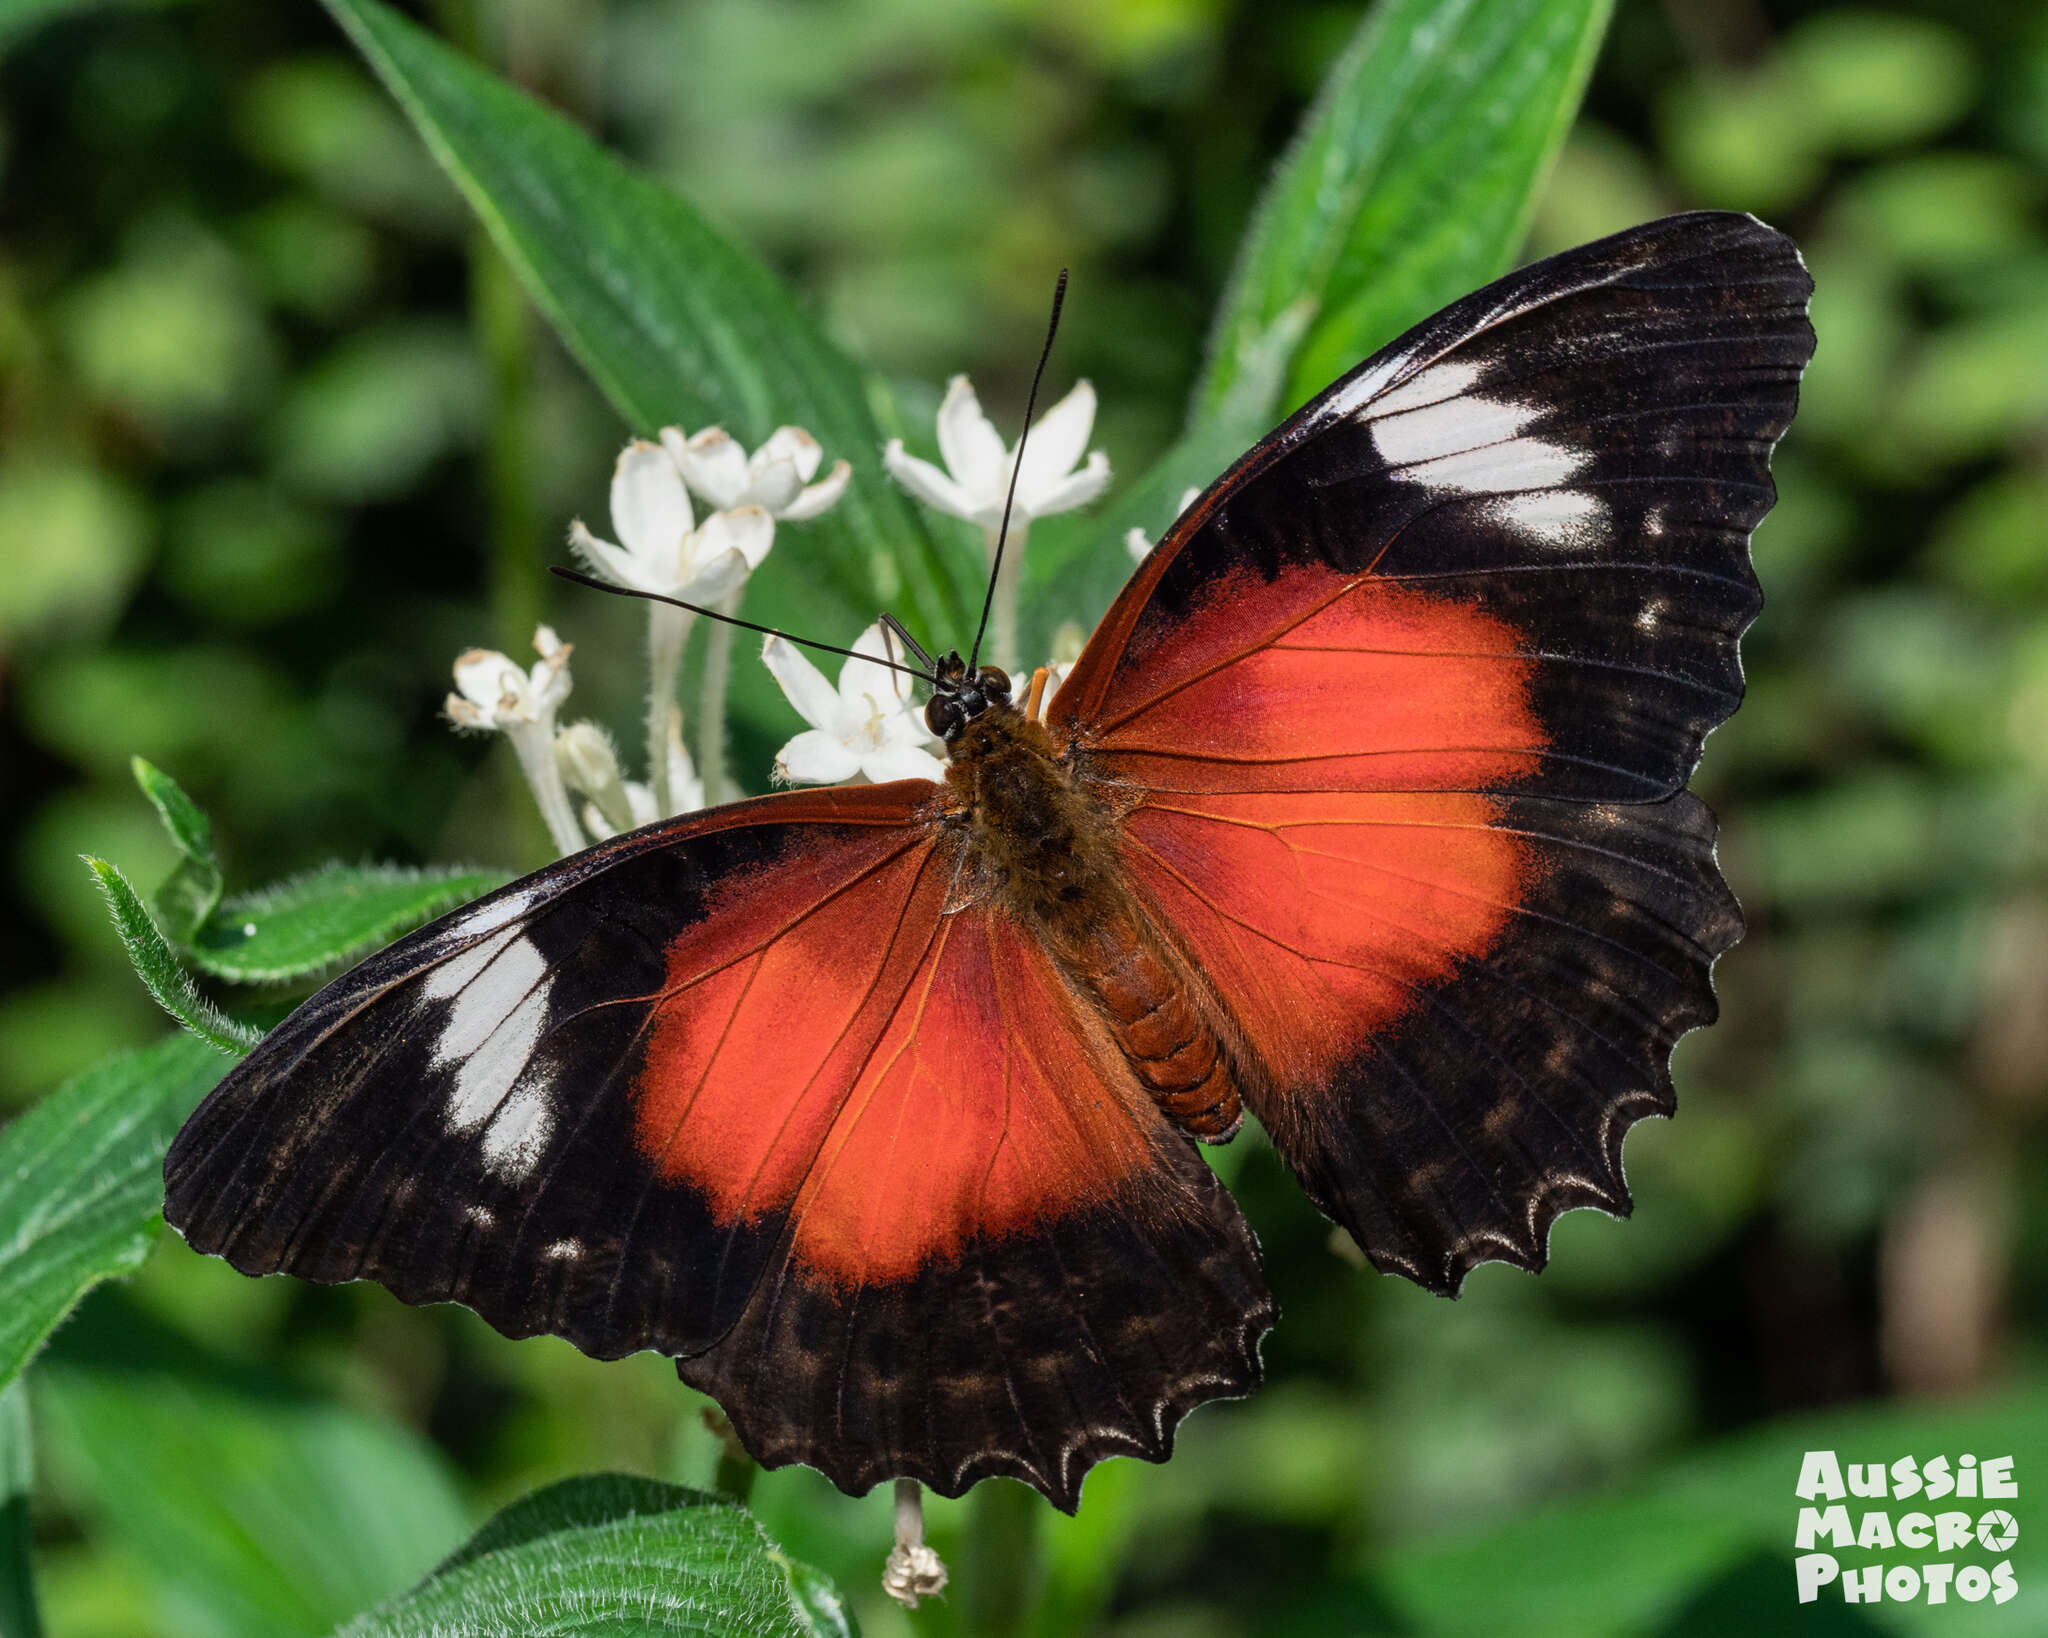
[662,424,850,522]
[762,626,944,787]
[445,627,583,856]
[884,375,1109,531]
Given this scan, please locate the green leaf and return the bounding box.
[130,757,222,942]
[1372,1386,2048,1637]
[1196,0,1614,429]
[338,1473,845,1638]
[81,859,260,1055]
[186,862,506,985]
[317,0,972,679]
[37,1297,469,1638]
[0,1034,232,1395]
[0,1380,38,1638]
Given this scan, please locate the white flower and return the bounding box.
[883,375,1110,530]
[661,424,850,522]
[1125,486,1203,562]
[568,439,775,605]
[444,627,583,856]
[446,625,573,731]
[762,625,944,786]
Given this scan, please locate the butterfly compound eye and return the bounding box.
[978,667,1011,704]
[925,694,968,741]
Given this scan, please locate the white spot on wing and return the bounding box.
[435,935,547,1061]
[1365,376,1609,545]
[1365,358,1485,418]
[448,887,539,941]
[1372,393,1540,471]
[480,1078,555,1179]
[424,926,559,1178]
[542,1238,581,1261]
[1484,489,1609,543]
[1403,438,1588,494]
[423,923,520,1001]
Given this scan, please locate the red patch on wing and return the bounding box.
[1078,570,1549,1090]
[635,830,1155,1286]
[1077,571,1546,795]
[634,828,944,1220]
[1121,791,1529,1090]
[782,908,1155,1284]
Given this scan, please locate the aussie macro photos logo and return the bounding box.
[1796,1449,2019,1608]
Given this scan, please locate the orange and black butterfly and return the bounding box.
[165,212,1814,1511]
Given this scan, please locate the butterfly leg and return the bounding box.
[1023,665,1052,722]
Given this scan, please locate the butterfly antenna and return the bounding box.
[969,267,1068,672]
[877,612,935,674]
[550,567,939,684]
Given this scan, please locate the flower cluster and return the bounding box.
[446,371,1142,848]
[448,423,847,854]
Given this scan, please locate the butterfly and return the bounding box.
[165,211,1814,1511]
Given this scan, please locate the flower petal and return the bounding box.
[746,455,805,516]
[610,441,693,573]
[567,520,651,594]
[935,375,1007,499]
[758,425,822,483]
[1125,525,1152,562]
[453,647,521,713]
[693,505,776,575]
[860,741,946,785]
[775,727,863,786]
[780,458,851,521]
[761,633,842,731]
[1026,449,1112,518]
[1014,379,1097,504]
[840,622,915,711]
[669,426,748,511]
[884,439,978,521]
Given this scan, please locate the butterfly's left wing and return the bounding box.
[1052,211,1813,1294]
[165,783,1270,1510]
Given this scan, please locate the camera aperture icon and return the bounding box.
[1977,1511,2019,1553]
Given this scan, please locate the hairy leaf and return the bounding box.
[338,1474,848,1638]
[81,860,259,1054]
[0,1035,232,1394]
[1198,0,1614,424]
[187,861,505,985]
[131,757,223,941]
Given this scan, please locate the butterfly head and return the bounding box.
[925,652,1012,743]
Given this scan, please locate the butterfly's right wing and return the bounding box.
[165,783,1269,1510]
[1053,212,1812,1294]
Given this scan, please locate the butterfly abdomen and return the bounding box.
[949,708,1243,1143]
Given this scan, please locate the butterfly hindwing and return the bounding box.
[164,783,1272,1510]
[677,902,1270,1508]
[1054,210,1813,1292]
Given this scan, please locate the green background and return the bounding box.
[3,0,2046,1633]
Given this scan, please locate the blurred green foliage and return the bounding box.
[3,0,2047,1634]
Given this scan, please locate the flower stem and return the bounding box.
[694,591,740,807]
[506,727,585,858]
[646,601,693,816]
[985,520,1028,675]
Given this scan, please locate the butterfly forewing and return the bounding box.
[1055,210,1812,1292]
